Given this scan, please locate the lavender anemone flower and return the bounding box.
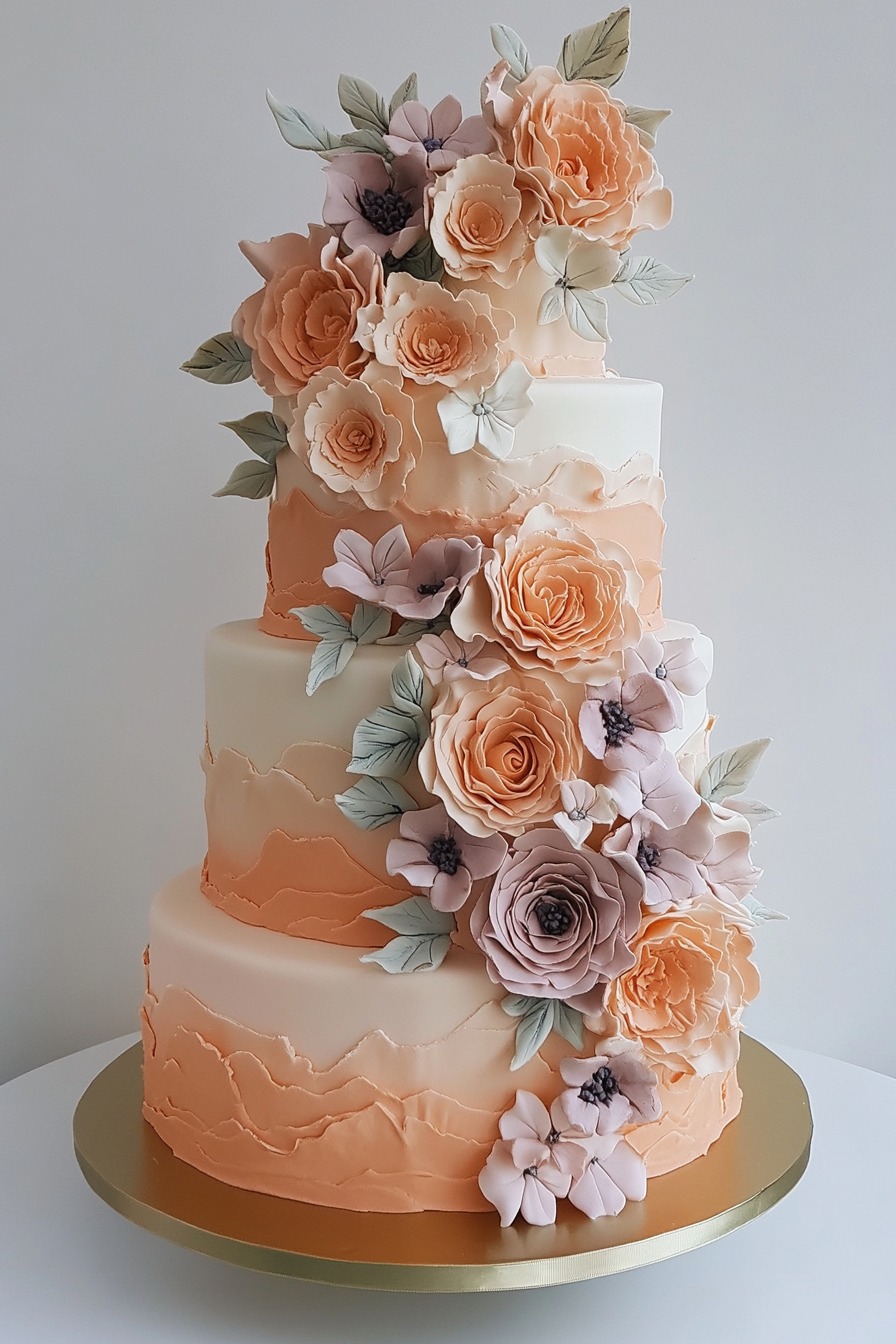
[624,631,711,721]
[384,535,483,619]
[478,1091,590,1227]
[415,631,509,685]
[384,96,494,173]
[558,1049,661,1136]
[321,525,411,603]
[568,1134,648,1218]
[323,152,426,259]
[605,749,702,831]
[602,806,715,911]
[579,673,680,773]
[386,803,508,912]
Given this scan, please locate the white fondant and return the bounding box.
[148,870,505,1069]
[512,378,663,470]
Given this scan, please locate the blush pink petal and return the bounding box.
[519,1176,559,1226]
[477,1143,527,1226]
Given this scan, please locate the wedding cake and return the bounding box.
[142,9,780,1226]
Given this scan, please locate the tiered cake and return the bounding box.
[142,11,779,1226]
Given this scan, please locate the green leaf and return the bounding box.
[390,652,425,716]
[623,104,671,149]
[220,411,289,464]
[360,932,452,974]
[213,459,275,499]
[509,998,555,1071]
[501,993,536,1018]
[306,637,356,696]
[363,895,456,937]
[351,602,391,645]
[182,332,253,384]
[722,797,781,828]
[290,605,353,642]
[349,705,421,778]
[558,7,631,86]
[388,73,418,121]
[266,90,342,153]
[612,255,693,306]
[490,24,532,81]
[376,616,450,646]
[335,776,418,830]
[698,739,771,804]
[383,235,444,283]
[338,74,389,133]
[554,1002,585,1049]
[319,128,391,160]
[564,288,611,342]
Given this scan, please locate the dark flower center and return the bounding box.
[428,835,461,875]
[534,897,573,937]
[579,1064,619,1108]
[422,136,444,152]
[636,839,662,872]
[546,1128,562,1145]
[359,187,414,236]
[523,1164,538,1177]
[655,662,667,680]
[600,699,635,747]
[417,580,445,596]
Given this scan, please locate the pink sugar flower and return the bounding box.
[415,632,509,685]
[322,152,426,259]
[384,535,483,619]
[558,1049,661,1136]
[321,525,411,602]
[568,1133,648,1218]
[384,96,494,173]
[602,806,715,911]
[605,749,702,831]
[553,779,617,849]
[478,1091,590,1227]
[386,803,508,913]
[579,673,680,773]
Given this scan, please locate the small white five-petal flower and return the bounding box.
[437,361,533,459]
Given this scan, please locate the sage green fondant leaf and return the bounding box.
[623,104,671,148]
[290,605,353,642]
[182,332,253,384]
[558,8,630,86]
[383,235,444,283]
[349,705,421,778]
[376,615,451,646]
[306,636,357,696]
[338,74,389,133]
[490,24,532,81]
[390,651,425,715]
[564,287,611,342]
[612,254,693,305]
[213,459,276,499]
[320,128,391,159]
[388,73,418,121]
[360,932,452,974]
[722,796,781,828]
[220,411,289,464]
[266,90,342,153]
[334,776,418,830]
[509,998,555,1071]
[698,739,771,804]
[742,894,788,924]
[363,895,456,937]
[501,993,536,1018]
[554,1002,585,1049]
[351,602,392,645]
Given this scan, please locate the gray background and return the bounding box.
[1,0,894,1085]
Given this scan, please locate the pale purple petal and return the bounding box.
[519,1175,559,1226]
[430,866,472,912]
[371,525,413,577]
[553,811,593,849]
[499,1090,551,1142]
[661,637,711,696]
[443,113,494,158]
[387,101,432,146]
[429,95,463,141]
[640,751,702,828]
[568,1157,626,1218]
[478,1143,526,1227]
[459,830,509,879]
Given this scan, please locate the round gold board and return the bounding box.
[73,1036,811,1292]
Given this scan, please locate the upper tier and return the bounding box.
[262,376,666,638]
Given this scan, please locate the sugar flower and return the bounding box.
[415,632,509,685]
[700,817,762,908]
[384,535,483,619]
[418,673,582,837]
[553,779,617,849]
[322,152,426,259]
[624,631,711,698]
[607,749,702,830]
[602,806,715,912]
[470,828,644,1013]
[559,1048,661,1137]
[384,96,493,173]
[579,673,680,773]
[436,361,533,459]
[322,525,411,602]
[478,1091,590,1227]
[429,155,538,287]
[386,803,508,913]
[568,1133,648,1218]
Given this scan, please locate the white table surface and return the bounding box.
[1,1035,894,1343]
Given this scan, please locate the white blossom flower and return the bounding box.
[437,361,533,458]
[553,779,618,848]
[534,226,622,342]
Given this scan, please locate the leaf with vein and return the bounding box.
[266,90,342,153]
[490,24,532,81]
[290,605,353,642]
[220,411,288,464]
[213,459,275,499]
[509,998,556,1071]
[722,796,781,828]
[306,637,356,696]
[565,288,611,342]
[360,933,452,974]
[613,255,693,305]
[623,104,671,148]
[558,7,630,86]
[742,894,788,924]
[554,1002,585,1049]
[181,332,253,384]
[390,652,425,715]
[388,73,418,121]
[337,74,388,132]
[320,128,390,160]
[698,739,772,803]
[334,777,418,830]
[349,705,421,778]
[350,602,391,645]
[363,895,456,938]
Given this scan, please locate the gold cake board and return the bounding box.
[73,1036,811,1292]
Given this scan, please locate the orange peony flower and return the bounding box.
[358,272,512,388]
[291,363,421,510]
[428,154,538,287]
[599,898,760,1076]
[485,65,672,248]
[453,503,643,678]
[232,226,382,397]
[418,672,582,837]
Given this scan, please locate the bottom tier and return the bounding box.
[142,871,743,1214]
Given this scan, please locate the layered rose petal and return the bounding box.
[429,155,538,286]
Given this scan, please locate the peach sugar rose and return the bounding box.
[485,65,672,248]
[453,503,643,678]
[358,272,512,388]
[291,363,421,510]
[418,672,581,838]
[428,154,538,287]
[598,898,760,1077]
[232,225,382,397]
